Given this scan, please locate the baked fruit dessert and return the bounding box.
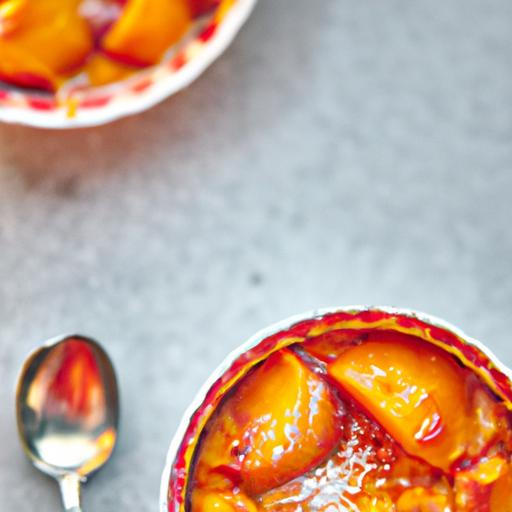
[0,0,224,92]
[163,308,512,512]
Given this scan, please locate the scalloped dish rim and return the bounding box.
[0,0,257,129]
[158,305,512,512]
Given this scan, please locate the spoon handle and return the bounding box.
[58,474,83,512]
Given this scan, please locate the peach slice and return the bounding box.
[101,0,191,66]
[0,0,93,91]
[396,487,454,512]
[83,54,137,87]
[191,490,259,512]
[193,349,340,497]
[0,0,28,37]
[328,331,498,472]
[490,466,512,512]
[0,45,58,91]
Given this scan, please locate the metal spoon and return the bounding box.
[16,335,119,512]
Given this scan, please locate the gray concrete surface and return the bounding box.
[1,0,511,510]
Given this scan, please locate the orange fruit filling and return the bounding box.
[187,330,512,511]
[0,0,222,92]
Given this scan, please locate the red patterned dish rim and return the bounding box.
[0,0,256,129]
[159,305,512,512]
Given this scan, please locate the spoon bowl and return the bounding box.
[16,335,119,512]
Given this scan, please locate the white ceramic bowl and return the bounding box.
[159,305,512,512]
[0,0,257,129]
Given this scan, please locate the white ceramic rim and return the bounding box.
[0,0,257,129]
[158,305,512,512]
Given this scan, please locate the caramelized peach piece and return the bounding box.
[0,0,93,90]
[0,0,28,37]
[83,54,136,87]
[191,490,259,512]
[356,495,395,511]
[101,0,190,66]
[0,45,58,91]
[194,349,340,496]
[328,332,484,471]
[396,487,453,511]
[490,466,512,511]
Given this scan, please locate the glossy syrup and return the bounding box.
[259,347,448,511]
[187,331,512,511]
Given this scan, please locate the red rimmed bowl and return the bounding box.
[160,306,512,512]
[0,0,256,129]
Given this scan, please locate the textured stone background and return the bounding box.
[0,0,511,510]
